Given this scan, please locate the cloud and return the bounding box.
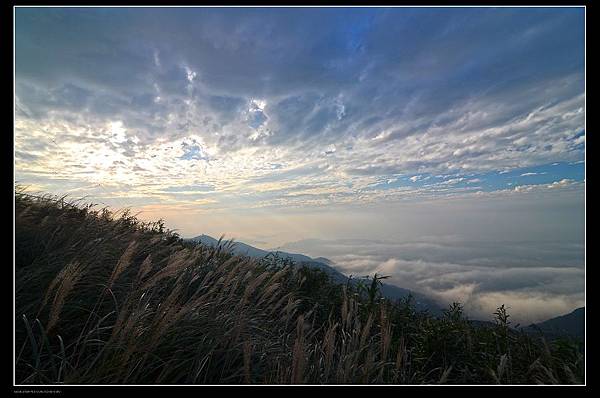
[548,178,574,189]
[279,238,584,324]
[513,185,535,193]
[16,9,585,180]
[437,177,465,186]
[180,140,209,161]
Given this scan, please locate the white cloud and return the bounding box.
[435,177,466,186]
[548,178,573,189]
[251,98,266,111]
[280,238,584,324]
[514,185,535,193]
[153,49,162,69]
[185,66,197,82]
[324,144,336,155]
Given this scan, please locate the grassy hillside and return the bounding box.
[14,190,584,384]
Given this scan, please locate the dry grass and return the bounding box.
[46,261,85,331]
[15,190,585,385]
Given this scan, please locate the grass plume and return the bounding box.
[15,190,584,385]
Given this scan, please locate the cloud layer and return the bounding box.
[279,237,584,324]
[16,8,584,211]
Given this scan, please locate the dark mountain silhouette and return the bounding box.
[524,307,585,340]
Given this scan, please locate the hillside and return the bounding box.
[14,191,584,384]
[189,234,315,265]
[187,235,443,315]
[525,307,585,340]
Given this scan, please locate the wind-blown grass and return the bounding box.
[15,189,584,384]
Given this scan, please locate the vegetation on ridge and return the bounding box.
[15,189,584,384]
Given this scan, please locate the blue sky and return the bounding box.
[15,7,585,320]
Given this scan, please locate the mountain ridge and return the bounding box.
[187,234,443,315]
[525,306,584,340]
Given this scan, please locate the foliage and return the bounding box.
[14,190,584,384]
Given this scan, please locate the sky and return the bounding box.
[14,7,585,322]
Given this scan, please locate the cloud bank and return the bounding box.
[280,237,584,324]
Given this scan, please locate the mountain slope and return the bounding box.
[190,235,314,263]
[525,307,585,340]
[187,234,443,315]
